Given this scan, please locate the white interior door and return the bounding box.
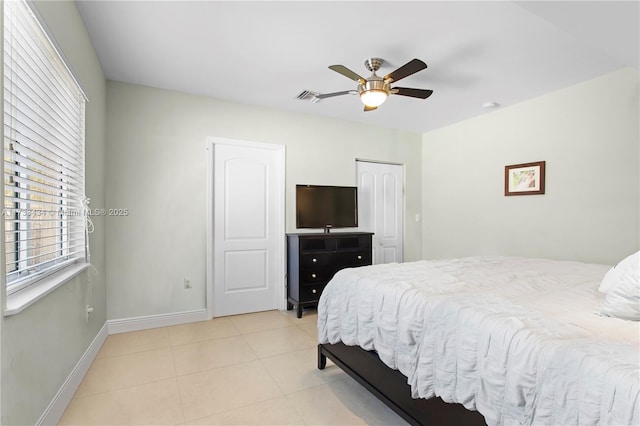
[356,160,404,264]
[211,140,284,317]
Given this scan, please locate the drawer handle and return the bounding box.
[312,258,317,263]
[357,255,362,260]
[311,273,317,278]
[312,289,317,294]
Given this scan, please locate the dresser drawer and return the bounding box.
[299,283,324,302]
[301,252,333,268]
[333,250,371,268]
[300,269,329,284]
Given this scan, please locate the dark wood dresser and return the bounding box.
[286,232,373,318]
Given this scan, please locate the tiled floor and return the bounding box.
[58,309,408,425]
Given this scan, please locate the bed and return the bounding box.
[316,256,640,426]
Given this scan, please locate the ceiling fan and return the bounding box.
[298,58,433,112]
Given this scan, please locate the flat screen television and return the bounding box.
[296,185,358,232]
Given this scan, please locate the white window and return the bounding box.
[3,0,88,298]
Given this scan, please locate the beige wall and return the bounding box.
[0,1,107,425]
[105,81,423,320]
[422,68,639,265]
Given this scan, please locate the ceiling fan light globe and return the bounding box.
[360,90,387,107]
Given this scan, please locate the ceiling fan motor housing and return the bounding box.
[357,78,390,96]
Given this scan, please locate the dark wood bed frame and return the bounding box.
[318,342,487,426]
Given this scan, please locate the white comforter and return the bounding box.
[317,256,640,426]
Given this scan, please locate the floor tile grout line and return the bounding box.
[282,389,313,426]
[69,375,182,402]
[229,311,302,335]
[238,324,307,339]
[166,317,243,348]
[256,351,290,396]
[183,394,295,425]
[168,342,189,426]
[95,326,173,359]
[174,357,262,381]
[171,342,260,378]
[94,344,173,361]
[236,324,300,336]
[169,332,247,353]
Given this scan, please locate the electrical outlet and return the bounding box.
[86,305,94,322]
[184,277,192,289]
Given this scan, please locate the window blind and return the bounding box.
[3,0,87,293]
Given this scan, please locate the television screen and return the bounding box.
[296,185,358,230]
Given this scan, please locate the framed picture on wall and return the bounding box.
[504,161,545,196]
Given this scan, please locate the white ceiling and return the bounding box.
[75,1,639,134]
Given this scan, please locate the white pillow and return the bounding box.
[599,251,639,293]
[600,251,640,321]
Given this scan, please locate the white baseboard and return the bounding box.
[37,322,109,426]
[107,309,210,334]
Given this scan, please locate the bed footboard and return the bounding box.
[318,342,486,426]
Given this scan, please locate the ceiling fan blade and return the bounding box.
[329,65,366,83]
[392,87,434,99]
[364,105,377,112]
[316,90,356,99]
[384,59,427,83]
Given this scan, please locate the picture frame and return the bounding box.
[504,161,545,196]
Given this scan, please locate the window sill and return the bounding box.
[4,263,91,316]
